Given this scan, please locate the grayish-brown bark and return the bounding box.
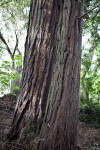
[8,0,83,150]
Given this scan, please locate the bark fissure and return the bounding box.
[8,0,83,150]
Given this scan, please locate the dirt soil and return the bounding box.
[0,94,100,150]
[0,94,16,150]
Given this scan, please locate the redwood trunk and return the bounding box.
[8,0,83,150]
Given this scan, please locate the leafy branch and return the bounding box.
[0,0,12,7]
[78,3,100,19]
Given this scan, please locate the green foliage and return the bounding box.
[0,0,30,95]
[79,103,100,129]
[12,86,20,90]
[89,143,100,150]
[1,61,11,70]
[0,74,10,87]
[13,54,22,67]
[0,0,30,31]
[80,0,100,128]
[0,54,22,92]
[0,0,31,96]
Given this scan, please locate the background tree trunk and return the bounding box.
[8,0,83,150]
[10,66,22,97]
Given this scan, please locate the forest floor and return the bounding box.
[0,94,100,150]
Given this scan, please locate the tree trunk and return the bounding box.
[10,66,22,97]
[8,0,83,150]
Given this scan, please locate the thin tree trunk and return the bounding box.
[8,0,83,150]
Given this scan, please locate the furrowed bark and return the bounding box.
[8,0,83,150]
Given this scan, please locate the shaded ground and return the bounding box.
[0,94,17,150]
[0,95,100,150]
[77,123,100,150]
